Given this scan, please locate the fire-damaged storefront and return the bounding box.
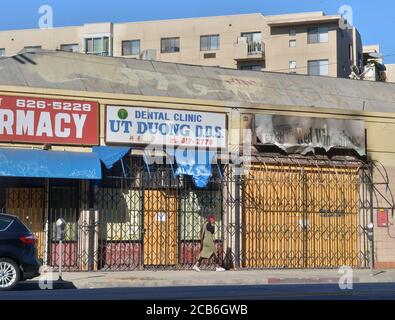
[0,94,394,270]
[240,114,373,268]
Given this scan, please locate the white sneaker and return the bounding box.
[216,267,225,272]
[193,265,201,272]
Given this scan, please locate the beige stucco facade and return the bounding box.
[0,12,362,78]
[1,81,395,268]
[2,49,394,270]
[385,64,395,83]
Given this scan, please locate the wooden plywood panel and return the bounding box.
[305,169,360,268]
[6,188,45,261]
[242,166,304,268]
[143,190,178,266]
[242,164,361,269]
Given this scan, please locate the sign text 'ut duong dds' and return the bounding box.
[106,106,227,148]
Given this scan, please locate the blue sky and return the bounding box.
[1,0,394,63]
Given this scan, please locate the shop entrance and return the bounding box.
[143,190,178,266]
[48,184,80,269]
[242,158,365,269]
[4,187,46,261]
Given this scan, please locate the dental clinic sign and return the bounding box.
[0,95,99,145]
[106,106,227,148]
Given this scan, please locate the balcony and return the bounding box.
[234,37,265,61]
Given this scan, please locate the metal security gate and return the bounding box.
[241,156,368,269]
[1,154,383,271]
[95,156,224,270]
[48,183,80,270]
[143,189,178,266]
[0,178,47,263]
[95,157,182,270]
[0,178,85,271]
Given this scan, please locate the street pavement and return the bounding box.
[16,269,395,289]
[0,283,395,300]
[1,269,395,300]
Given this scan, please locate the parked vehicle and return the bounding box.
[0,213,41,291]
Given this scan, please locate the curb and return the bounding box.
[267,277,360,284]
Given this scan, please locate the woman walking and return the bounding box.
[193,214,225,272]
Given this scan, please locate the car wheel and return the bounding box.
[0,258,20,291]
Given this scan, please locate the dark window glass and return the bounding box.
[24,46,42,52]
[60,44,79,52]
[239,64,262,71]
[85,37,110,56]
[122,40,140,56]
[308,27,328,43]
[161,37,180,53]
[308,59,329,76]
[0,216,12,231]
[200,35,220,51]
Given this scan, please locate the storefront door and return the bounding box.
[243,166,304,268]
[305,168,360,268]
[143,190,178,266]
[242,163,362,268]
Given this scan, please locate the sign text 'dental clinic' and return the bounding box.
[106,106,227,148]
[0,95,99,145]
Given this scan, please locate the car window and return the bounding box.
[0,216,13,231]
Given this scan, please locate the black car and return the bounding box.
[0,213,41,290]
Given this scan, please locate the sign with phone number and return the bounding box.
[0,95,99,145]
[106,106,227,148]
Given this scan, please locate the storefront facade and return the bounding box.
[1,51,395,271]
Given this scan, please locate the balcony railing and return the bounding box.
[248,41,264,55]
[234,38,265,61]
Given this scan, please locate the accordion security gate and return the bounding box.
[242,158,367,269]
[0,155,372,271]
[96,156,224,270]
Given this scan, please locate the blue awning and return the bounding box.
[93,146,131,169]
[0,148,102,179]
[172,149,217,188]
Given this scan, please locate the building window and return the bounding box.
[85,37,110,56]
[241,32,262,54]
[308,27,329,44]
[289,40,296,48]
[161,37,180,53]
[308,59,329,76]
[24,46,42,52]
[200,35,220,51]
[289,28,297,37]
[0,48,5,57]
[60,44,79,53]
[239,64,262,71]
[289,61,297,73]
[122,40,140,56]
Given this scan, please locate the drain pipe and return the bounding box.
[368,164,375,275]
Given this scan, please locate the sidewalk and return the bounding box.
[33,269,395,290]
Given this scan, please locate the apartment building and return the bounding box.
[361,44,395,82]
[0,12,362,78]
[386,64,395,83]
